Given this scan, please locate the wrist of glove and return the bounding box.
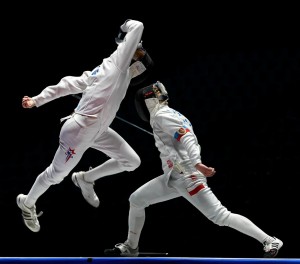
[120,19,131,31]
[116,19,132,44]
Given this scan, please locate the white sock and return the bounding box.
[263,236,275,245]
[126,205,145,249]
[25,175,50,208]
[228,213,273,244]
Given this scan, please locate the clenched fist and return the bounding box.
[195,163,216,177]
[22,96,36,108]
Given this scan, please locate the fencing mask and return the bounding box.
[134,81,168,122]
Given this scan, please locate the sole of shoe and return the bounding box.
[264,249,279,258]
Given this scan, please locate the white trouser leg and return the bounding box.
[127,175,180,248]
[25,117,97,207]
[172,175,271,244]
[84,127,141,182]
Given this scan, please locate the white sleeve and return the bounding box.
[180,134,202,166]
[32,71,90,107]
[112,20,144,72]
[158,112,202,166]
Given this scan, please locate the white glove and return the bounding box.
[115,19,131,44]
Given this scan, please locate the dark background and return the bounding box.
[2,2,300,259]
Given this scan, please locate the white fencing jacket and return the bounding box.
[150,104,203,179]
[32,20,144,134]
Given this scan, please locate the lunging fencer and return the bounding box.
[17,19,153,232]
[104,81,283,258]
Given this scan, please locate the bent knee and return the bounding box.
[129,191,147,208]
[120,155,141,171]
[129,154,141,170]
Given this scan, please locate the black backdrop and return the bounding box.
[2,3,300,259]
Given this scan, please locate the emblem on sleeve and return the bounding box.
[178,127,187,134]
[174,127,190,141]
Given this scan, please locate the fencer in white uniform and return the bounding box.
[104,81,283,258]
[17,19,153,232]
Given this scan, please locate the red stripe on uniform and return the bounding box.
[188,183,205,196]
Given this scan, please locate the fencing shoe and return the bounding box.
[72,171,100,208]
[263,237,283,258]
[104,242,139,257]
[16,194,43,232]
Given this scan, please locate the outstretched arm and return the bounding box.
[27,71,90,108]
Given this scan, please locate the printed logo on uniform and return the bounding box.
[91,66,99,75]
[174,126,190,141]
[65,147,76,163]
[178,127,187,134]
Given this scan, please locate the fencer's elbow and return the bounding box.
[134,20,144,29]
[127,20,144,32]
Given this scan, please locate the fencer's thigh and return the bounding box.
[130,175,180,208]
[53,117,94,174]
[171,178,224,219]
[92,127,136,159]
[60,116,98,149]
